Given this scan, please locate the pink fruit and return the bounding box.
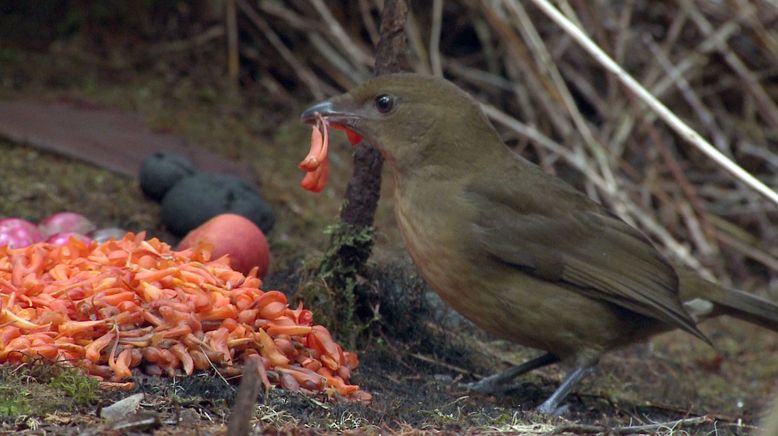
[46,232,93,246]
[38,212,95,237]
[0,218,44,248]
[178,214,270,277]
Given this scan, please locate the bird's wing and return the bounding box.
[465,167,707,342]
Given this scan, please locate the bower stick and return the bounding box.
[319,0,411,315]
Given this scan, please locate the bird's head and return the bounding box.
[301,73,503,175]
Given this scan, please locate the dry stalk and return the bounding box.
[236,0,330,99]
[528,0,778,206]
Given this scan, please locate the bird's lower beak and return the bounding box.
[300,100,359,128]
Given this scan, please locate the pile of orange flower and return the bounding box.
[0,232,369,401]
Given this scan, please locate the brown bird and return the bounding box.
[301,73,778,413]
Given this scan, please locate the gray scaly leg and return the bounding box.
[536,365,593,415]
[464,352,559,393]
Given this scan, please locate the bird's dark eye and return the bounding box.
[375,94,394,113]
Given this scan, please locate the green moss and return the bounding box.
[0,385,32,416]
[309,223,377,339]
[48,367,100,406]
[0,364,101,418]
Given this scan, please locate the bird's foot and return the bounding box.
[536,400,569,416]
[534,365,592,416]
[461,378,521,394]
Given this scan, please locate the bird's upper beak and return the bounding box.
[301,97,365,145]
[300,99,359,129]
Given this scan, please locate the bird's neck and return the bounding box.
[387,120,510,188]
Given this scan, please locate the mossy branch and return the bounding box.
[316,0,411,331]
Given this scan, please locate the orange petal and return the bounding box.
[171,343,194,375]
[299,115,329,171]
[299,114,330,191]
[110,348,133,380]
[308,325,340,367]
[255,328,289,367]
[265,324,312,337]
[85,331,114,362]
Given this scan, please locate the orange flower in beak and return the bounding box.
[299,113,330,192]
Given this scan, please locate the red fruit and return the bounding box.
[177,214,270,277]
[0,218,44,248]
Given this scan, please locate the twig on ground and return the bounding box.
[226,358,262,436]
[409,353,478,378]
[551,415,714,434]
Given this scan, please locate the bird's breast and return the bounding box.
[394,184,466,284]
[393,183,493,323]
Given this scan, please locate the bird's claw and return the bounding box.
[461,379,496,393]
[536,402,569,416]
[460,379,524,394]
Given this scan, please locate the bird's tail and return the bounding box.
[678,268,778,332]
[703,284,778,331]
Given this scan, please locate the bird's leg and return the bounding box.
[464,352,559,393]
[536,364,593,415]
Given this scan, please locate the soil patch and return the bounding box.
[0,100,256,183]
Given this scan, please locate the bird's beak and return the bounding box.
[300,99,359,129]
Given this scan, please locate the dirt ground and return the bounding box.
[0,50,776,435]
